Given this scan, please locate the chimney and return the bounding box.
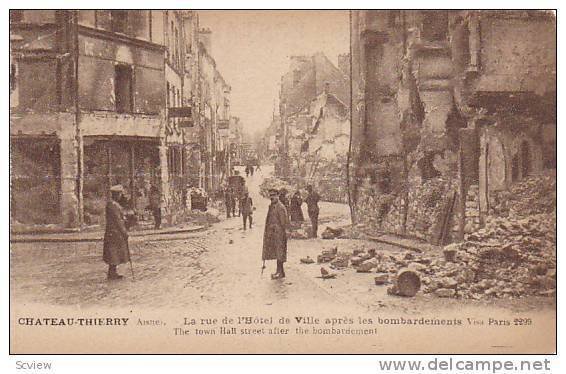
[338,53,350,76]
[199,27,212,55]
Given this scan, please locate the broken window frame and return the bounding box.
[421,11,449,42]
[110,10,129,35]
[114,64,134,114]
[10,60,19,108]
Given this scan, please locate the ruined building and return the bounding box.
[10,10,232,229]
[277,52,351,188]
[350,11,556,244]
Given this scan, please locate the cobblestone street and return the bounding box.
[10,166,554,316]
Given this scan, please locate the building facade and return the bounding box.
[277,52,350,180]
[10,10,235,230]
[350,10,556,244]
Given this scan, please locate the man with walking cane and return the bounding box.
[262,189,289,279]
[103,185,132,280]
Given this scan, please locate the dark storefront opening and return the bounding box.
[83,138,160,226]
[10,137,61,224]
[167,145,187,208]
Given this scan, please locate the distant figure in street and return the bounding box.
[256,164,261,172]
[289,190,305,223]
[262,189,289,279]
[249,165,254,176]
[103,185,131,280]
[240,191,253,230]
[245,165,250,177]
[305,185,320,238]
[149,185,161,229]
[225,187,236,218]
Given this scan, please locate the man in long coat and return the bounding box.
[262,189,289,279]
[289,190,305,223]
[149,185,161,229]
[103,185,131,280]
[305,185,320,238]
[224,186,235,218]
[240,191,253,230]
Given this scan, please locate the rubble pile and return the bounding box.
[305,210,555,299]
[259,177,293,198]
[288,223,310,239]
[405,177,454,241]
[321,226,345,239]
[419,212,557,299]
[417,173,554,299]
[490,174,556,217]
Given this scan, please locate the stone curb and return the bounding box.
[367,235,440,253]
[10,226,206,244]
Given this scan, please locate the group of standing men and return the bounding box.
[262,185,320,280]
[224,169,254,231]
[102,176,321,283]
[225,187,254,231]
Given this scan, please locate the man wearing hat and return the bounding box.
[262,189,289,279]
[103,184,131,280]
[240,191,254,230]
[305,185,320,238]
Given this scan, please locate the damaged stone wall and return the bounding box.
[350,11,555,245]
[350,11,467,244]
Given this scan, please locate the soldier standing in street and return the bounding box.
[240,191,253,230]
[225,186,235,218]
[149,185,161,229]
[305,185,320,238]
[262,189,289,279]
[103,185,131,280]
[289,190,305,223]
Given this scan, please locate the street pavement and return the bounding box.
[10,165,554,315]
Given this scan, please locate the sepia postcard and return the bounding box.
[9,9,556,354]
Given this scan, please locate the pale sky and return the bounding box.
[198,10,349,137]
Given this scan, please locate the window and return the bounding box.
[111,11,128,34]
[293,70,301,87]
[10,62,18,108]
[175,27,180,67]
[170,21,175,62]
[10,63,17,93]
[388,11,399,27]
[10,10,24,23]
[166,82,170,107]
[421,11,448,42]
[167,147,182,176]
[115,65,133,113]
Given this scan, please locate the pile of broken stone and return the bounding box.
[259,177,293,198]
[289,224,346,240]
[302,210,556,299]
[425,212,556,299]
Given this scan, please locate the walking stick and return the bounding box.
[261,260,266,276]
